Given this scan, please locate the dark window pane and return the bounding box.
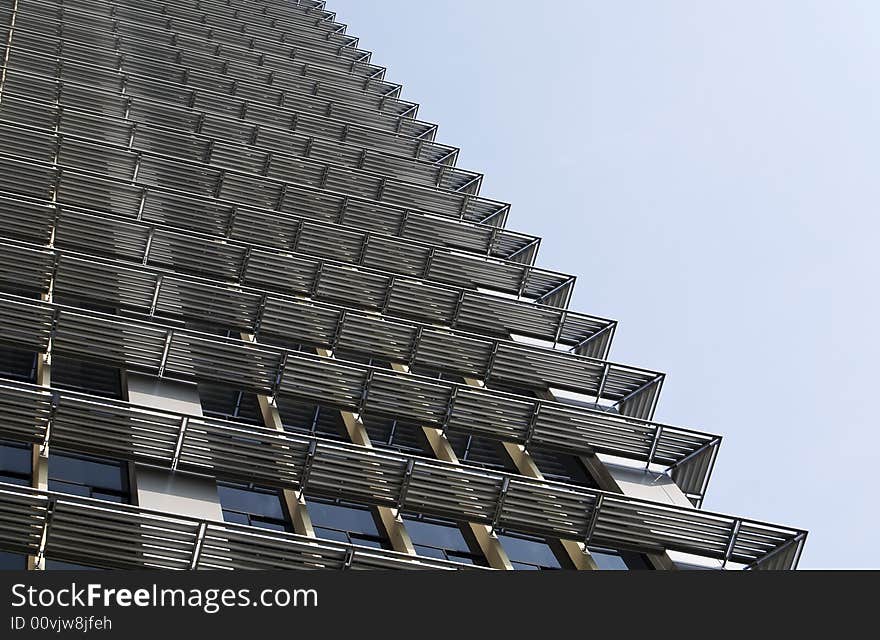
[413,544,445,560]
[308,500,381,537]
[313,527,349,544]
[0,550,27,570]
[47,480,91,497]
[277,398,347,441]
[349,536,385,549]
[51,357,122,399]
[217,484,285,520]
[218,482,290,532]
[222,509,249,526]
[511,561,542,571]
[447,552,475,565]
[47,452,129,503]
[249,518,287,532]
[45,559,101,571]
[199,383,263,424]
[529,448,598,487]
[49,453,126,492]
[589,549,629,570]
[0,441,32,484]
[405,518,471,552]
[0,346,37,382]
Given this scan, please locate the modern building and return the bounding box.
[0,0,805,571]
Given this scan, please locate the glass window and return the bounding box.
[0,345,37,383]
[498,533,563,570]
[590,548,629,570]
[45,559,101,571]
[0,440,32,486]
[307,498,389,549]
[589,546,652,571]
[0,550,27,570]
[218,482,290,532]
[48,452,130,503]
[199,383,263,424]
[403,514,487,566]
[51,357,123,399]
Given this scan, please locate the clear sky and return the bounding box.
[327,0,879,569]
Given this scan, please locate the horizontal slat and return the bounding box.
[0,482,470,570]
[0,384,805,568]
[0,293,698,481]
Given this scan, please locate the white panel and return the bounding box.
[600,459,695,509]
[126,373,223,521]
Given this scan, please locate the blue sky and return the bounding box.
[328,0,879,569]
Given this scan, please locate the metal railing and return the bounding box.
[0,240,634,407]
[7,0,434,138]
[1,296,710,492]
[0,30,454,164]
[0,84,505,222]
[0,85,479,196]
[0,383,804,569]
[0,482,477,570]
[0,127,550,296]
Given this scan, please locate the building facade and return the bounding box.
[0,0,805,570]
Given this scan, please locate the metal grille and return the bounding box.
[0,297,704,476]
[0,482,473,570]
[0,384,805,569]
[0,0,807,570]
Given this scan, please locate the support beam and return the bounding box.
[462,377,598,571]
[314,347,416,555]
[244,332,314,538]
[390,364,513,570]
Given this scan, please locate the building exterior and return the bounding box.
[0,0,805,571]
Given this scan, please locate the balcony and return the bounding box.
[1,295,714,503]
[0,482,474,570]
[0,383,804,569]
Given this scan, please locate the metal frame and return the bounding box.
[0,0,808,570]
[0,482,478,570]
[0,383,806,568]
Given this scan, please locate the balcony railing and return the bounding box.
[8,2,415,121]
[0,240,618,375]
[0,482,475,570]
[0,91,505,223]
[0,133,539,294]
[0,62,449,172]
[7,0,435,139]
[1,296,714,503]
[0,87,480,197]
[0,384,804,569]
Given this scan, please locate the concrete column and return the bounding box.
[314,348,416,555]
[388,363,514,570]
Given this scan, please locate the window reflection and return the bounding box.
[48,451,131,503]
[497,532,563,570]
[403,514,487,566]
[218,482,291,532]
[307,498,390,549]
